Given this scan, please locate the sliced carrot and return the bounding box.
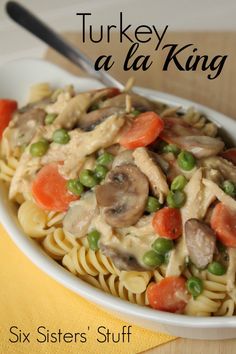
[32,163,78,212]
[211,203,236,248]
[221,148,236,165]
[0,99,17,138]
[152,207,182,239]
[147,276,188,313]
[119,112,164,149]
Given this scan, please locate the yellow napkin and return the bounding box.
[0,224,175,354]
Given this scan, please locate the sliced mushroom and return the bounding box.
[95,164,149,227]
[100,244,146,271]
[12,108,46,146]
[90,87,120,106]
[101,93,157,112]
[63,192,97,238]
[185,219,216,269]
[18,97,52,113]
[78,106,124,131]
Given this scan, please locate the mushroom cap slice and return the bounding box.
[185,218,216,269]
[78,106,124,131]
[100,244,146,271]
[95,164,149,228]
[13,108,46,146]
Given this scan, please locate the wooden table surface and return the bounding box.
[45,31,236,354]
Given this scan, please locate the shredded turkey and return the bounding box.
[202,178,236,211]
[201,156,236,184]
[53,93,91,129]
[59,114,124,178]
[133,147,169,203]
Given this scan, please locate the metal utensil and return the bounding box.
[6,1,124,90]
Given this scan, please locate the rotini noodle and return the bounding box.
[42,228,78,260]
[184,267,227,316]
[92,274,149,306]
[215,298,235,316]
[183,107,218,137]
[18,200,54,238]
[62,246,120,277]
[0,156,18,183]
[46,210,66,228]
[28,82,52,103]
[120,271,152,294]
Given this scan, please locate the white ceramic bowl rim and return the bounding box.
[0,59,236,330]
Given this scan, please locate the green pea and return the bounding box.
[132,109,141,117]
[177,151,196,171]
[152,238,174,255]
[94,165,108,180]
[96,152,114,166]
[67,179,84,196]
[30,140,49,157]
[167,190,186,208]
[171,175,188,191]
[52,128,70,144]
[163,144,181,156]
[142,250,164,268]
[45,113,57,125]
[208,261,226,276]
[145,196,161,213]
[222,180,236,197]
[187,276,203,299]
[87,230,101,251]
[79,169,99,188]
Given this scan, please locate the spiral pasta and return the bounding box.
[184,267,227,316]
[120,271,152,294]
[28,82,52,103]
[215,298,235,316]
[62,246,120,277]
[0,156,19,183]
[183,107,218,137]
[18,200,54,238]
[42,228,78,260]
[82,273,149,306]
[46,210,66,228]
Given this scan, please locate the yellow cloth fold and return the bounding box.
[0,224,175,354]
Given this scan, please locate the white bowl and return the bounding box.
[0,59,236,340]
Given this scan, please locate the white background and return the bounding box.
[0,0,235,65]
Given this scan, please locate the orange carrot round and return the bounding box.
[152,207,182,239]
[32,163,78,212]
[147,276,188,313]
[211,203,236,248]
[120,112,164,149]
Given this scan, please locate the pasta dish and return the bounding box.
[0,82,236,316]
